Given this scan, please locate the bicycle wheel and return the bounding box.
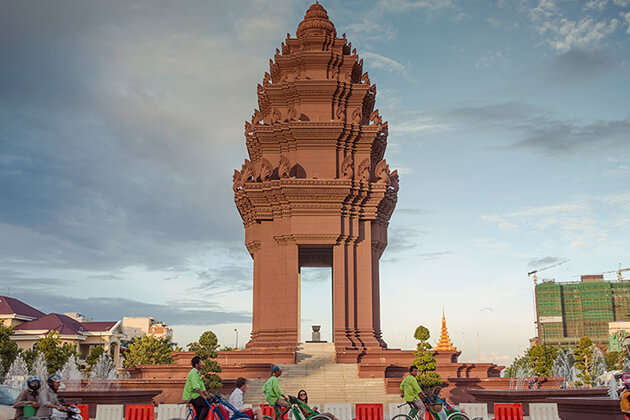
[392,414,413,420]
[446,413,470,420]
[309,416,334,420]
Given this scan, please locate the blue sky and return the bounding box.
[1,0,629,367]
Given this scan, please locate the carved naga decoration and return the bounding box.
[358,158,371,181]
[341,154,353,179]
[279,155,291,179]
[389,169,399,192]
[375,160,390,185]
[259,158,273,181]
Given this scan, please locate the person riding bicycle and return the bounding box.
[296,390,338,420]
[13,376,41,420]
[424,386,454,420]
[183,356,212,420]
[262,365,290,418]
[37,374,66,419]
[228,377,263,420]
[400,365,425,420]
[620,378,630,418]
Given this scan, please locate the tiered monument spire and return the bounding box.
[435,310,457,351]
[233,2,398,356]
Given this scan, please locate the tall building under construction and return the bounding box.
[535,274,630,347]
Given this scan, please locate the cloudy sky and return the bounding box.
[1,0,629,366]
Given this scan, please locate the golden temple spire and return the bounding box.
[435,309,457,351]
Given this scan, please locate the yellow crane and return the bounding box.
[602,263,630,281]
[527,259,569,285]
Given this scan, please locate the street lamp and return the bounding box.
[234,329,238,349]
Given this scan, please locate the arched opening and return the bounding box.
[299,247,333,343]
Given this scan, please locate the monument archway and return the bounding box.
[233,3,398,359]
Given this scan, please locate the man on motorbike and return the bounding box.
[13,376,41,420]
[37,374,67,419]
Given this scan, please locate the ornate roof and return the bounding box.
[296,2,336,38]
[0,296,45,319]
[435,310,457,351]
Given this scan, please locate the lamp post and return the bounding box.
[234,328,238,349]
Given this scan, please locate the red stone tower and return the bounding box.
[233,3,398,359]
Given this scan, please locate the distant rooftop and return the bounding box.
[0,296,45,319]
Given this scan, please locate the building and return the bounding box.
[122,317,173,341]
[0,296,45,327]
[534,274,630,346]
[0,296,124,367]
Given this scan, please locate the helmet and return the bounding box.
[47,373,62,389]
[27,376,41,391]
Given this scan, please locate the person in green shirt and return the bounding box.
[183,356,211,420]
[261,365,290,417]
[400,365,425,419]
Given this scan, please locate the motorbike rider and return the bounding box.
[13,376,41,420]
[37,374,67,419]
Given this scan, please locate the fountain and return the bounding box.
[552,349,575,388]
[608,376,620,400]
[87,353,119,392]
[31,353,48,381]
[58,355,83,391]
[4,355,29,389]
[58,351,160,418]
[591,347,607,386]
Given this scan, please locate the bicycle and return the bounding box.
[391,400,471,420]
[262,395,330,420]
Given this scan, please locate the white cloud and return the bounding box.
[362,51,407,74]
[622,12,630,33]
[529,0,621,52]
[584,0,608,11]
[475,50,512,69]
[380,0,460,12]
[613,0,630,6]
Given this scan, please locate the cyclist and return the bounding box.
[228,377,263,420]
[183,356,211,420]
[621,379,630,419]
[400,365,424,420]
[261,365,290,418]
[296,390,338,420]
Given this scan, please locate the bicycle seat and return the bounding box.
[288,395,300,405]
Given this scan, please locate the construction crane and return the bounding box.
[602,263,630,281]
[528,259,569,285]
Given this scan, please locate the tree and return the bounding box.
[528,344,558,377]
[605,350,626,371]
[412,325,442,389]
[0,325,19,374]
[26,331,78,374]
[503,351,531,377]
[574,336,595,387]
[123,335,174,368]
[86,346,106,371]
[187,330,223,390]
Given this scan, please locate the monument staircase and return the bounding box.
[243,343,401,405]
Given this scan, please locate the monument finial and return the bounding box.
[435,311,457,351]
[296,2,336,38]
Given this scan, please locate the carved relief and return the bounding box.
[241,159,256,182]
[244,121,253,136]
[279,155,291,178]
[259,158,273,181]
[375,160,390,185]
[271,108,282,124]
[343,71,352,82]
[358,158,371,181]
[335,105,345,121]
[232,169,243,192]
[287,106,298,122]
[390,169,399,192]
[369,109,382,125]
[341,154,353,179]
[361,72,371,85]
[252,109,264,125]
[257,84,264,95]
[263,72,272,85]
[351,108,361,124]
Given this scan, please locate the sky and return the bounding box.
[1,0,629,368]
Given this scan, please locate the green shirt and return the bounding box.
[400,374,422,402]
[182,368,206,401]
[262,375,283,405]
